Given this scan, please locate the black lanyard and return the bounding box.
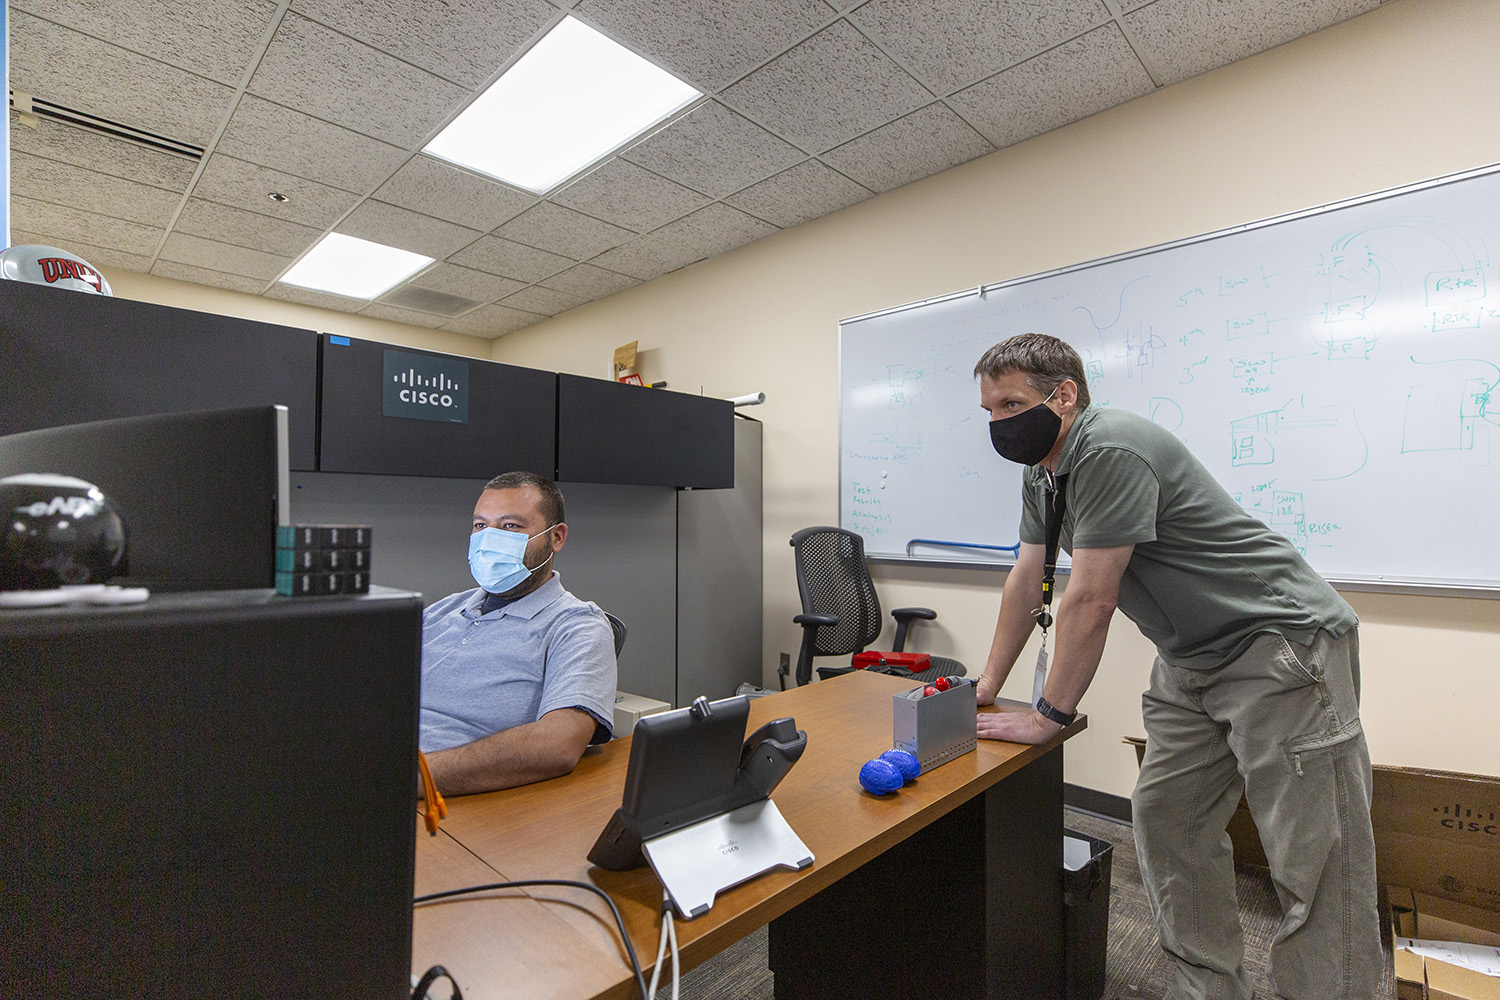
[1036,471,1069,634]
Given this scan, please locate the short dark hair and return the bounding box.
[973,333,1091,407]
[482,471,565,526]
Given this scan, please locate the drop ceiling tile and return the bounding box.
[358,302,454,329]
[448,235,573,284]
[407,263,526,302]
[174,198,325,258]
[375,156,536,231]
[499,285,588,316]
[592,202,778,280]
[11,195,164,256]
[9,118,198,190]
[853,0,1107,95]
[290,0,558,88]
[216,95,410,194]
[192,154,362,229]
[150,259,269,295]
[539,263,640,301]
[10,152,184,227]
[442,303,546,339]
[13,0,279,86]
[158,232,292,280]
[821,101,994,192]
[247,12,470,149]
[337,201,483,259]
[951,24,1154,149]
[724,158,871,228]
[11,228,152,273]
[719,18,932,152]
[572,0,833,91]
[266,283,368,312]
[620,100,804,198]
[551,157,711,233]
[9,10,238,146]
[1125,0,1380,86]
[494,203,634,260]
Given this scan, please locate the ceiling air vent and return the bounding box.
[8,91,204,161]
[380,286,482,317]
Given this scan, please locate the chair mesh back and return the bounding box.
[792,528,882,656]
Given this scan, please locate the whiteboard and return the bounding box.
[839,164,1500,592]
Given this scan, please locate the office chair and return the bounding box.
[604,611,627,657]
[788,526,965,686]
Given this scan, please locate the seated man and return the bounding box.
[420,471,616,795]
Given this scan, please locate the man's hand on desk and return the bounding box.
[976,707,1063,745]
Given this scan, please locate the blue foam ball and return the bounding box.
[859,758,904,795]
[880,749,921,783]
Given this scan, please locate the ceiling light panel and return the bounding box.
[279,233,433,299]
[424,16,702,195]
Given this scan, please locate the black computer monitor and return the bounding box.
[0,406,289,591]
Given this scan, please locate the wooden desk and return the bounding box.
[413,670,1084,1000]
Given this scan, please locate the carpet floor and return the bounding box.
[674,808,1396,999]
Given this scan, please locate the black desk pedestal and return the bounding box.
[769,744,1065,999]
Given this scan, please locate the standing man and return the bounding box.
[971,334,1379,1000]
[420,471,616,796]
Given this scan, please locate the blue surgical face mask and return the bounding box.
[468,524,555,594]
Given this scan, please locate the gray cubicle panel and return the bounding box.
[316,334,556,479]
[676,417,764,704]
[0,279,320,470]
[289,472,679,706]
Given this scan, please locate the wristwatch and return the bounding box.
[1035,695,1077,726]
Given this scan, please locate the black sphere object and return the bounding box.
[0,474,127,590]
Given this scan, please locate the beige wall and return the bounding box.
[100,268,494,359]
[489,0,1500,798]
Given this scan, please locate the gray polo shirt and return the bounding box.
[419,571,617,753]
[1018,406,1356,669]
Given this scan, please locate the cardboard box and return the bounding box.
[612,692,670,738]
[1415,893,1500,949]
[1382,768,1500,1000]
[1373,766,1500,915]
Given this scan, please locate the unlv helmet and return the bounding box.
[0,243,113,295]
[0,474,128,590]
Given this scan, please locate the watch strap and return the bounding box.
[1035,695,1077,726]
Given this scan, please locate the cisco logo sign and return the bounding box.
[382,349,469,424]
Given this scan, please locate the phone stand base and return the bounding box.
[642,798,813,919]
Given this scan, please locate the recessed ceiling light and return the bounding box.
[423,16,701,194]
[279,233,433,300]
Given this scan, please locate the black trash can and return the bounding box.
[1062,829,1113,1000]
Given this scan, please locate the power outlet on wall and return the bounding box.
[778,652,790,677]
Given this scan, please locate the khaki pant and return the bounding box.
[1131,628,1382,1000]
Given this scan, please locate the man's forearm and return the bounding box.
[426,709,595,796]
[1042,589,1116,715]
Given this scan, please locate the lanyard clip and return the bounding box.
[1032,608,1053,632]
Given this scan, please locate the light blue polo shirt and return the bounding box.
[419,571,617,753]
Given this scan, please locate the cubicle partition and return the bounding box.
[0,276,320,469]
[0,280,762,704]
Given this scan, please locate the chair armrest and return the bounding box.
[792,617,837,687]
[889,607,936,652]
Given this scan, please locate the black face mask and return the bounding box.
[989,391,1062,466]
